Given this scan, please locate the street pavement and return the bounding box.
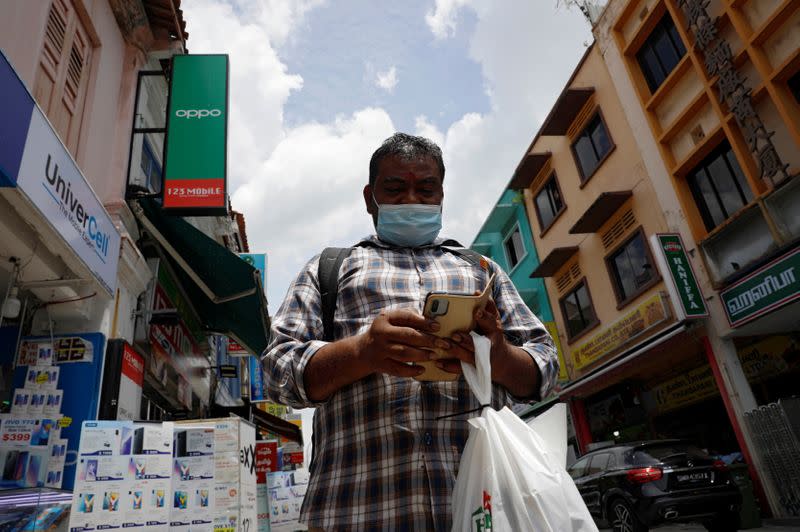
[600,521,800,531]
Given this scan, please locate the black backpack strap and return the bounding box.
[318,247,351,341]
[440,242,494,276]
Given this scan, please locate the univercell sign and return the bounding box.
[163,54,229,213]
[0,51,120,294]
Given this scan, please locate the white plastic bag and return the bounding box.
[451,333,598,531]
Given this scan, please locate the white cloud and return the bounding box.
[375,66,398,92]
[425,0,471,39]
[414,115,445,147]
[422,0,592,245]
[183,0,308,192]
[231,107,396,275]
[182,0,591,459]
[183,0,590,313]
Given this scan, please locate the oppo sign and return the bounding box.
[175,109,221,119]
[163,54,229,213]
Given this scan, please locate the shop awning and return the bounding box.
[569,191,633,233]
[530,246,580,278]
[557,323,689,399]
[133,199,270,355]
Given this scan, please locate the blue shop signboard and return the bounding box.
[0,51,120,294]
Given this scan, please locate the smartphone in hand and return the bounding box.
[415,273,496,381]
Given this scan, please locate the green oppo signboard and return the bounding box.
[163,54,228,214]
[721,247,800,327]
[651,233,708,319]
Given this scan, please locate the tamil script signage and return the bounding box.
[572,293,670,370]
[651,234,708,319]
[720,247,800,327]
[163,54,229,214]
[0,51,120,294]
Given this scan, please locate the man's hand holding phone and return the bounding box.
[432,297,511,376]
[417,273,496,381]
[354,308,448,379]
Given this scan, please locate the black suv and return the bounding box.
[567,440,741,532]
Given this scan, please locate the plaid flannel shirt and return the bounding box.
[262,235,558,531]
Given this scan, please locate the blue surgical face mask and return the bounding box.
[373,194,442,248]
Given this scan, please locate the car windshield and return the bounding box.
[626,443,710,466]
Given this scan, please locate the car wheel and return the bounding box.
[610,498,648,532]
[703,511,740,532]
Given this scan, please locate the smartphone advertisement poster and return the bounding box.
[68,421,173,531]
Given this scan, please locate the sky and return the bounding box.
[181,0,594,449]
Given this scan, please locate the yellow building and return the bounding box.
[514,41,717,455]
[592,0,800,518]
[504,0,799,518]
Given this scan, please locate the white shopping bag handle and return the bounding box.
[460,332,492,406]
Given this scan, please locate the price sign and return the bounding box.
[1,431,32,442]
[0,418,37,447]
[58,417,72,428]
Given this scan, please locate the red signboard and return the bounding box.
[121,344,144,386]
[256,441,279,483]
[285,451,304,465]
[164,179,225,209]
[227,338,249,356]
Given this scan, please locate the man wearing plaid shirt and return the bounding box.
[263,133,558,531]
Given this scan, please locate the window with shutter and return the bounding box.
[34,0,94,156]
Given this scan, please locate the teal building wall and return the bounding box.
[470,189,554,322]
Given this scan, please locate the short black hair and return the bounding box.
[368,133,445,186]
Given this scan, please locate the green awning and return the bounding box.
[133,199,270,355]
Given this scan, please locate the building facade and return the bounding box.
[593,0,800,517]
[512,41,725,465]
[0,0,285,493]
[470,188,570,394]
